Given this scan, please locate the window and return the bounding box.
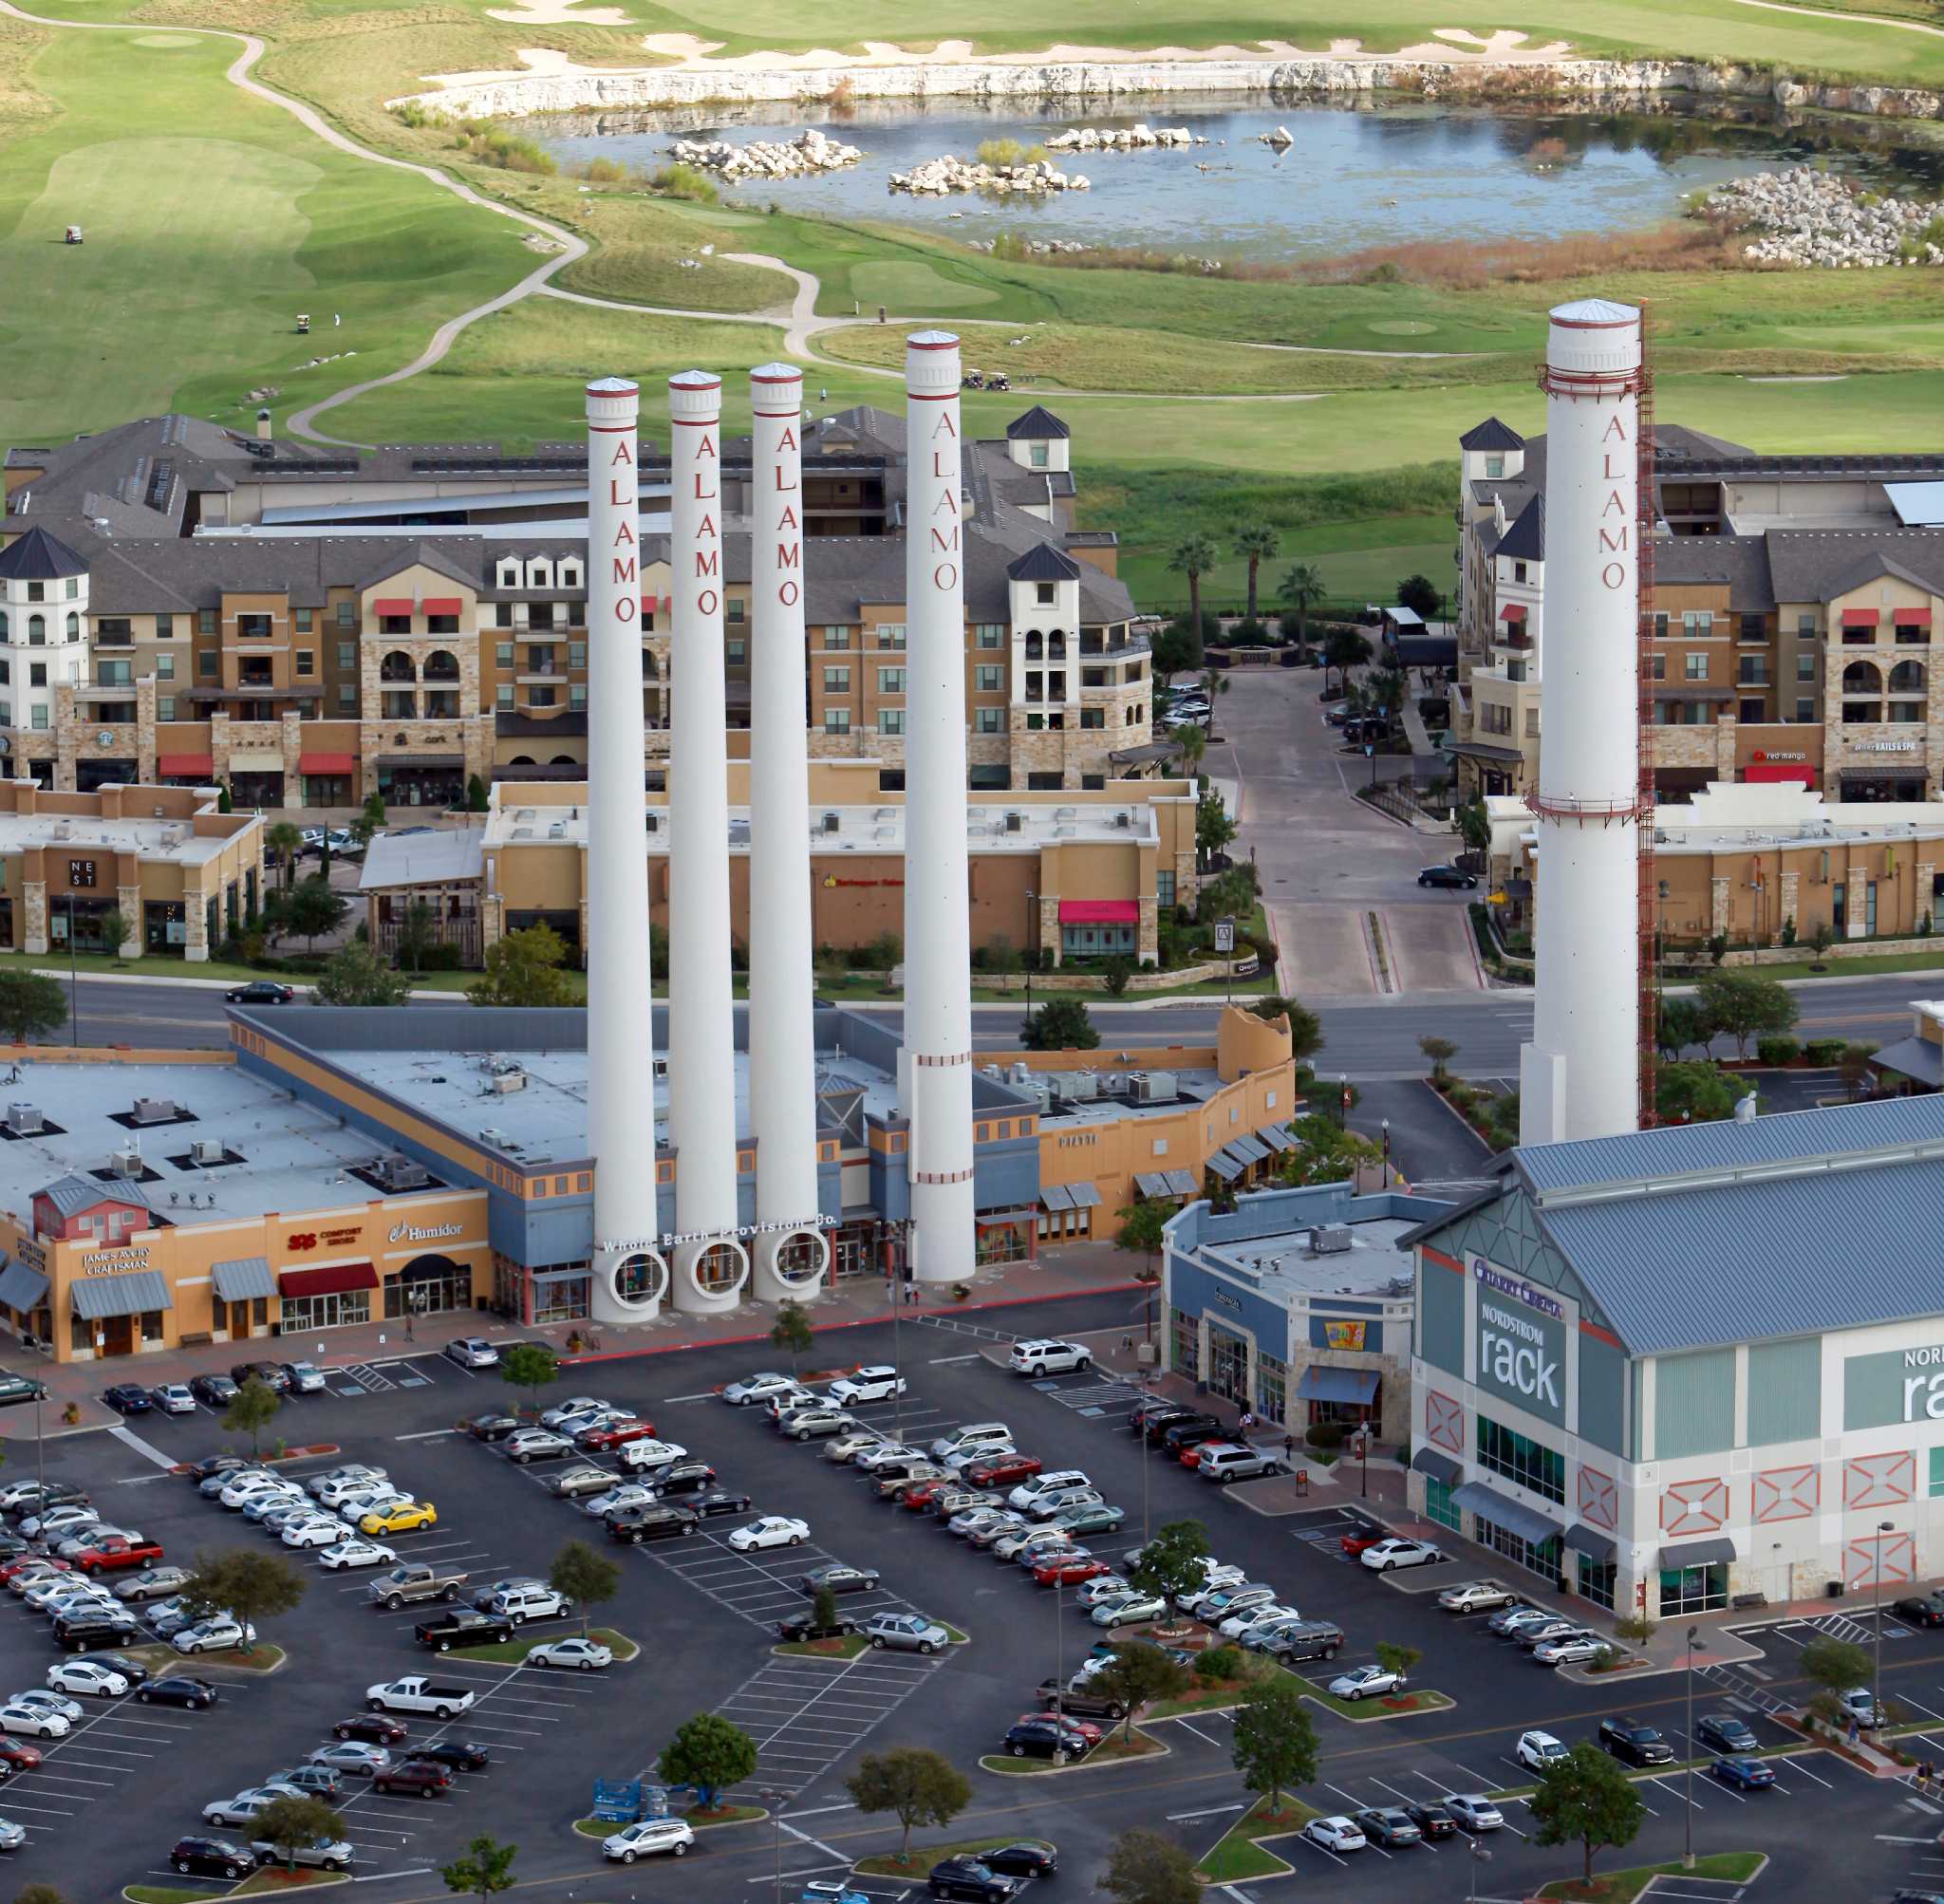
[1684,652,1707,681]
[28,663,45,688]
[726,598,746,625]
[494,642,514,669]
[197,608,216,636]
[1740,699,1766,724]
[823,666,850,693]
[1126,704,1143,725]
[528,685,557,708]
[1929,1446,1944,1500]
[561,565,580,589]
[877,667,907,696]
[975,665,1003,692]
[1475,1414,1564,1503]
[154,653,174,681]
[1030,442,1049,469]
[29,706,46,731]
[569,642,587,670]
[1080,707,1105,729]
[1035,582,1056,606]
[338,684,358,714]
[295,649,314,677]
[1797,651,1816,681]
[824,708,850,735]
[1653,611,1669,639]
[1157,869,1175,908]
[379,614,410,637]
[95,661,131,687]
[1523,706,1540,737]
[26,616,43,645]
[294,607,311,633]
[1255,1350,1286,1425]
[1737,658,1768,685]
[878,709,906,736]
[1649,654,1666,681]
[1797,613,1817,637]
[24,583,41,604]
[726,639,746,665]
[1513,560,1527,584]
[570,683,587,710]
[157,696,176,722]
[1168,1307,1200,1381]
[496,683,514,711]
[1577,1555,1617,1611]
[0,661,8,684]
[335,602,354,630]
[494,604,514,630]
[196,649,217,679]
[154,613,173,639]
[1425,1478,1462,1533]
[1659,1561,1728,1616]
[1796,697,1816,722]
[427,614,459,636]
[822,627,851,649]
[875,625,907,650]
[65,612,79,640]
[1739,613,1766,642]
[527,645,555,674]
[975,624,1004,649]
[974,707,1002,733]
[1485,454,1505,479]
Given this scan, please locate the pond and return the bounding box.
[526,94,1944,262]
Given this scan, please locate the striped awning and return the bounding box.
[72,1270,172,1320]
[1205,1148,1245,1184]
[1257,1123,1296,1152]
[1227,1133,1271,1167]
[1041,1183,1101,1212]
[212,1257,277,1302]
[0,1259,47,1314]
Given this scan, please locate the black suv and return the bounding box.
[171,1837,260,1879]
[460,1413,521,1443]
[57,1615,140,1652]
[649,1463,718,1499]
[1599,1718,1673,1766]
[1158,1416,1227,1453]
[978,1843,1057,1878]
[928,1856,1019,1901]
[608,1504,700,1545]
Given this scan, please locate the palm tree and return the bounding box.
[1168,533,1220,640]
[1276,562,1327,651]
[1199,666,1232,742]
[265,821,303,892]
[1170,721,1207,777]
[1232,524,1280,625]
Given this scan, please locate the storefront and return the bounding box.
[383,1253,470,1320]
[379,755,465,808]
[279,1261,377,1333]
[1838,763,1928,804]
[300,752,355,808]
[1452,1481,1564,1588]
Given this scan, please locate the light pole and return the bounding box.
[64,895,78,1046]
[1683,1622,1698,1869]
[1023,889,1035,1029]
[1337,1073,1349,1130]
[1380,1118,1391,1185]
[1875,1519,1895,1728]
[1467,1840,1490,1904]
[758,1784,786,1904]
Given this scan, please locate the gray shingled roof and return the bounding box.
[1655,535,1775,607]
[1763,529,1944,607]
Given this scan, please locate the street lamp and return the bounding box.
[1467,1840,1491,1904]
[1875,1520,1895,1729]
[1337,1073,1349,1130]
[1683,1623,1698,1870]
[63,894,78,1046]
[1022,888,1036,1026]
[1380,1118,1391,1183]
[757,1785,786,1904]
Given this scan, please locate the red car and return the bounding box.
[371,1759,452,1797]
[963,1452,1041,1488]
[902,1480,950,1511]
[1033,1555,1112,1588]
[1340,1528,1386,1557]
[0,1737,43,1773]
[0,1557,67,1588]
[1015,1711,1101,1748]
[576,1419,656,1453]
[72,1536,164,1576]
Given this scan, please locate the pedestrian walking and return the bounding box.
[1849,1714,1861,1747]
[1919,1759,1933,1795]
[1282,1432,1296,1465]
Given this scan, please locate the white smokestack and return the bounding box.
[747,364,829,1301]
[1520,299,1643,1145]
[666,368,747,1311]
[584,376,666,1321]
[902,331,976,1281]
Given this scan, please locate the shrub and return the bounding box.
[651,161,719,204]
[581,156,627,184]
[454,124,556,174]
[1804,1038,1846,1065]
[1756,1036,1800,1066]
[1305,1422,1348,1451]
[1228,619,1271,646]
[1196,1645,1243,1682]
[1611,1614,1656,1646]
[1102,956,1132,998]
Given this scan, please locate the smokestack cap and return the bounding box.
[906,328,962,398]
[668,368,721,423]
[751,362,802,385]
[1547,298,1638,379]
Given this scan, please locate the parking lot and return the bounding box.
[5,1294,1944,1897]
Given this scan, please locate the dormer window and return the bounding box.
[1513,562,1527,584]
[560,565,580,588]
[1486,455,1505,479]
[498,563,519,588]
[525,560,552,588]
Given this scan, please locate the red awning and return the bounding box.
[1895,608,1935,627]
[1058,900,1140,924]
[278,1262,378,1299]
[1841,608,1879,628]
[1744,762,1816,787]
[1500,604,1528,624]
[157,754,213,777]
[373,598,414,616]
[422,597,462,615]
[299,753,356,775]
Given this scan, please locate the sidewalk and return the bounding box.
[0,1245,1146,1441]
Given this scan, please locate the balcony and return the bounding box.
[236,667,274,689]
[424,692,461,719]
[422,659,461,683]
[378,661,416,684]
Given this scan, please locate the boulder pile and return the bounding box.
[1707,166,1943,267]
[1043,123,1203,151]
[667,127,862,178]
[889,155,1088,196]
[968,236,1093,254]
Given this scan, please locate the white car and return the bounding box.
[1533,1633,1608,1668]
[503,1430,572,1465]
[283,1362,327,1393]
[307,1742,390,1776]
[1327,1664,1406,1702]
[855,1443,923,1473]
[0,1698,67,1738]
[307,1464,387,1500]
[1359,1538,1443,1573]
[727,1517,811,1553]
[1517,1729,1570,1772]
[220,1475,296,1510]
[825,1431,884,1465]
[1445,1794,1504,1832]
[7,1689,80,1725]
[1438,1580,1514,1614]
[318,1538,398,1572]
[24,1577,110,1613]
[176,1617,256,1654]
[281,1518,353,1549]
[1304,1816,1366,1855]
[46,1660,128,1698]
[150,1383,196,1414]
[539,1396,613,1429]
[602,1818,694,1862]
[20,1506,98,1540]
[331,1485,409,1519]
[1075,1575,1131,1609]
[446,1337,499,1369]
[1008,1339,1093,1376]
[721,1372,803,1408]
[204,1795,271,1829]
[617,1439,690,1474]
[827,1367,907,1406]
[529,1636,612,1671]
[1220,1603,1301,1641]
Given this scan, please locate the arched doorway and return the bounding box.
[385,1253,471,1320]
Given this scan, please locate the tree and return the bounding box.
[469,923,577,1008]
[283,876,347,953]
[770,1298,814,1375]
[659,1712,757,1810]
[1127,1519,1210,1623]
[1275,562,1328,651]
[1114,1200,1168,1285]
[266,821,304,891]
[1278,1112,1380,1188]
[983,933,1020,980]
[1321,625,1372,696]
[1102,955,1132,998]
[0,970,66,1045]
[350,791,387,849]
[1233,525,1280,625]
[1456,793,1490,853]
[98,909,130,962]
[394,901,438,978]
[315,942,410,1006]
[13,1887,73,1904]
[1089,1641,1190,1745]
[1656,995,1712,1061]
[254,1793,346,1875]
[1841,1041,1877,1100]
[1151,616,1203,680]
[1808,918,1835,966]
[1418,1034,1458,1084]
[812,1583,840,1631]
[216,780,234,814]
[442,1834,518,1903]
[1528,1742,1645,1890]
[1230,1673,1320,1816]
[1801,1634,1872,1704]
[465,775,491,814]
[1194,787,1234,866]
[1020,997,1098,1052]
[1249,996,1324,1066]
[844,1746,970,1863]
[180,1546,306,1655]
[1098,1827,1200,1904]
[1655,1059,1742,1124]
[1374,1640,1421,1683]
[501,1341,558,1412]
[1695,970,1798,1060]
[1170,721,1206,778]
[548,1537,621,1640]
[1168,534,1220,638]
[1395,572,1441,622]
[228,1374,281,1459]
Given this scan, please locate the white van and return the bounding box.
[1008,1468,1090,1511]
[928,1423,1011,1463]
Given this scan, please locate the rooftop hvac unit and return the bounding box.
[1060,1071,1100,1100]
[375,1155,430,1192]
[109,1148,144,1180]
[981,1065,1002,1080]
[822,812,841,833]
[1309,1224,1354,1257]
[1031,1083,1053,1114]
[1114,812,1131,828]
[190,1138,227,1167]
[5,1104,42,1136]
[1004,812,1022,832]
[131,1098,178,1126]
[1101,1073,1125,1094]
[1007,1061,1033,1086]
[1128,1071,1176,1103]
[490,1068,528,1094]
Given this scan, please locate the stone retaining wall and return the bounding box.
[394,55,1944,128]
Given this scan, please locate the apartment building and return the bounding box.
[1449,417,1944,804]
[0,403,1150,807]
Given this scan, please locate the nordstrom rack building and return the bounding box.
[1406,1095,1944,1619]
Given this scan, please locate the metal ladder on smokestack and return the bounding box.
[1636,302,1658,1130]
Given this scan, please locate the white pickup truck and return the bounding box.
[364,1675,477,1720]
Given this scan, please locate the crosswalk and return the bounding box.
[1030,1373,1144,1417]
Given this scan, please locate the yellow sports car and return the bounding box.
[359,1501,437,1535]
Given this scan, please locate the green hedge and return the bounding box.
[1804,1038,1846,1065]
[1756,1036,1801,1066]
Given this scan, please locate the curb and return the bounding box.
[977,1729,1169,1777]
